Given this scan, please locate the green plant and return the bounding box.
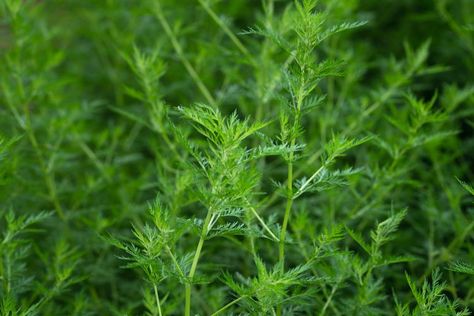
[0,0,473,315]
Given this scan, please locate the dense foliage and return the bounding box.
[1,0,473,315]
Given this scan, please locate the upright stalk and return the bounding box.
[279,153,294,268]
[153,284,163,316]
[185,209,213,316]
[24,105,65,221]
[277,72,305,315]
[277,137,295,316]
[279,74,305,271]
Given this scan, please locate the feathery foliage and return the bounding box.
[0,0,473,314]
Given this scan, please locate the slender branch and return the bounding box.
[211,295,246,316]
[247,203,279,241]
[197,0,253,61]
[294,164,325,197]
[153,0,217,107]
[24,105,65,221]
[320,283,339,316]
[165,246,185,278]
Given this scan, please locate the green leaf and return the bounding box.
[447,261,474,275]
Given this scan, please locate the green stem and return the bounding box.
[24,106,65,221]
[154,0,217,107]
[276,182,293,316]
[320,283,338,316]
[185,209,213,316]
[248,203,279,241]
[166,246,185,278]
[197,0,253,62]
[277,141,296,316]
[279,160,293,269]
[277,70,305,315]
[154,284,163,316]
[211,296,246,316]
[4,251,11,295]
[279,69,305,272]
[294,164,325,198]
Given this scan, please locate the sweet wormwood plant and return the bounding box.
[0,0,473,315]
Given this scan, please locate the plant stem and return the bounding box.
[247,203,279,241]
[294,165,325,197]
[197,0,252,62]
[24,105,65,221]
[276,137,296,314]
[279,160,293,269]
[165,246,185,278]
[154,284,163,316]
[153,0,217,107]
[279,68,305,272]
[277,68,306,315]
[185,209,213,316]
[320,283,338,316]
[211,296,246,316]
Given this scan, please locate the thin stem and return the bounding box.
[189,234,206,279]
[24,105,65,221]
[247,203,279,241]
[294,164,325,197]
[293,228,340,315]
[78,140,111,182]
[185,209,213,316]
[211,296,246,316]
[165,246,185,278]
[154,284,163,316]
[279,68,305,273]
[320,283,338,316]
[277,66,306,315]
[160,127,184,164]
[347,152,402,219]
[153,0,217,107]
[276,140,297,316]
[8,73,65,221]
[420,221,474,281]
[279,160,293,268]
[4,251,11,295]
[197,0,253,62]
